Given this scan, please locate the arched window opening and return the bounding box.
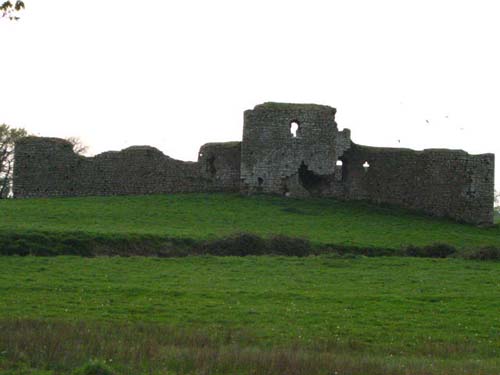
[363,161,370,172]
[335,159,344,181]
[290,121,300,137]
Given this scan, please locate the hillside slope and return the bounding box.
[1,193,498,250]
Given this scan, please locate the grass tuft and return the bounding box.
[72,360,114,375]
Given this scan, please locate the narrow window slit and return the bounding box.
[290,121,299,137]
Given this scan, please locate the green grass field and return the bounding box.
[1,194,499,374]
[0,256,499,374]
[1,193,499,250]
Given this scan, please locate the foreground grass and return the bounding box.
[2,320,499,375]
[1,193,499,250]
[0,256,499,374]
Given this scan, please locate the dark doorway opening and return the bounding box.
[298,162,333,195]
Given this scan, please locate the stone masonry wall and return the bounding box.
[241,103,351,196]
[13,137,241,198]
[340,144,495,225]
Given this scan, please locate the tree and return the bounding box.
[0,1,25,20]
[66,136,89,156]
[495,190,500,214]
[0,124,27,198]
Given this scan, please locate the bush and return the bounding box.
[198,233,268,256]
[268,235,312,257]
[465,247,500,261]
[319,244,401,257]
[195,233,312,257]
[72,360,114,375]
[405,243,456,258]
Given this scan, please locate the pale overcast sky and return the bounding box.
[1,0,498,188]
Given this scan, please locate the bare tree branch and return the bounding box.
[0,159,12,198]
[65,136,89,156]
[0,0,24,20]
[0,124,28,198]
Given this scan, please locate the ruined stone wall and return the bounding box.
[12,102,495,225]
[240,102,495,225]
[13,137,241,198]
[241,103,351,196]
[198,142,241,191]
[340,144,495,225]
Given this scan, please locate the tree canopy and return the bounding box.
[0,124,28,198]
[0,1,24,20]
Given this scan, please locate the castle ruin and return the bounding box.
[13,102,495,225]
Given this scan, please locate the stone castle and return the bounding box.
[13,102,495,225]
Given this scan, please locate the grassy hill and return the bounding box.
[1,193,499,374]
[0,193,499,254]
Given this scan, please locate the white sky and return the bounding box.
[1,0,499,188]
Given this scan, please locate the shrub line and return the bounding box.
[0,230,498,260]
